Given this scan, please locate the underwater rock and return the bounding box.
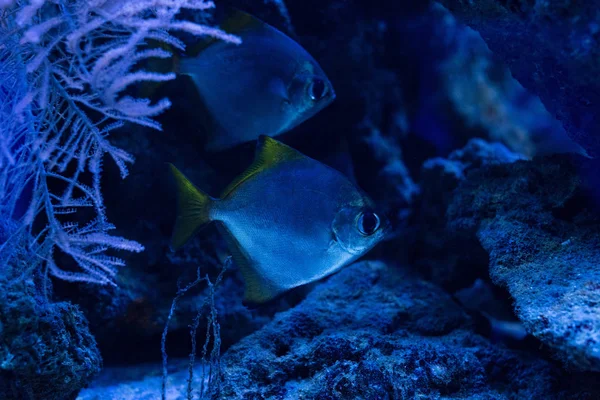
[454,278,532,347]
[386,2,588,159]
[214,261,599,398]
[438,0,600,158]
[407,138,525,290]
[448,154,600,371]
[0,222,101,400]
[362,124,420,222]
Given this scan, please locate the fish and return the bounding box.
[454,279,530,346]
[178,9,336,151]
[168,136,389,305]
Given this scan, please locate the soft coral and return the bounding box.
[0,0,239,285]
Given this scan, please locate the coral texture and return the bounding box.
[437,0,600,158]
[213,261,599,398]
[0,221,102,400]
[448,154,600,371]
[0,0,238,285]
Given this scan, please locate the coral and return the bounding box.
[447,154,600,371]
[0,220,102,400]
[264,0,295,35]
[212,261,600,398]
[0,0,239,285]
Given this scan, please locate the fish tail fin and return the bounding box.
[168,163,215,251]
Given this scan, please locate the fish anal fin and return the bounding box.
[216,224,279,305]
[220,135,303,198]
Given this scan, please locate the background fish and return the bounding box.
[178,10,336,151]
[169,136,388,305]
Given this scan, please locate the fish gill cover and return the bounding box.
[1,0,600,399]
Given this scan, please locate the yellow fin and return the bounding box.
[220,135,304,198]
[221,8,264,35]
[168,163,214,250]
[216,224,278,305]
[185,8,263,58]
[137,41,180,98]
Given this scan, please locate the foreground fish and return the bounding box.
[169,136,388,304]
[179,10,336,151]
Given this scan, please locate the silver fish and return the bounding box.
[168,136,389,304]
[178,10,336,151]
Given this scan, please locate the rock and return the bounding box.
[407,139,525,290]
[384,2,587,159]
[213,261,599,399]
[448,154,600,371]
[438,0,600,158]
[454,279,532,347]
[0,221,102,400]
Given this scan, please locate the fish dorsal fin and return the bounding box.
[221,8,265,35]
[216,224,278,305]
[185,9,267,58]
[220,135,304,198]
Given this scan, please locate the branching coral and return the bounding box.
[0,0,240,285]
[0,219,102,399]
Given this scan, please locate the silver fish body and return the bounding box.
[214,159,361,295]
[168,136,388,304]
[180,10,335,151]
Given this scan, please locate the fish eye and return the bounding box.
[357,211,380,236]
[309,78,327,101]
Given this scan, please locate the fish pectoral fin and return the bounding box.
[268,77,290,103]
[220,136,304,198]
[216,224,279,305]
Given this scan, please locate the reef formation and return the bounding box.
[2,0,600,399]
